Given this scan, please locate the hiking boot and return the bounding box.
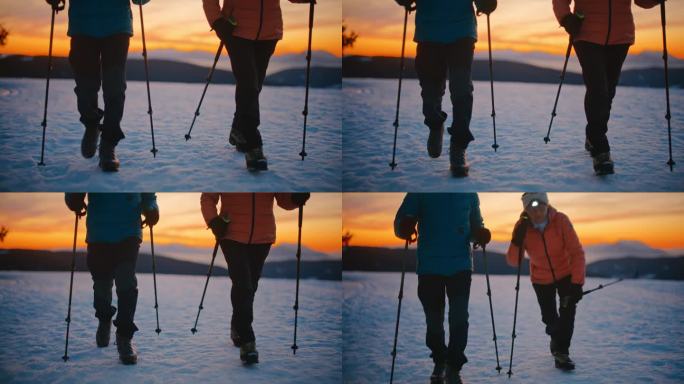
[81,124,101,159]
[245,147,268,172]
[430,361,446,383]
[240,341,259,365]
[449,145,469,178]
[96,318,112,347]
[98,139,120,172]
[229,128,248,153]
[592,151,614,175]
[230,327,241,348]
[553,351,575,371]
[445,364,463,384]
[116,335,138,365]
[550,338,560,355]
[427,123,444,158]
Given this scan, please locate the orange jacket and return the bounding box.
[506,206,586,285]
[553,0,660,46]
[200,193,298,245]
[203,0,294,41]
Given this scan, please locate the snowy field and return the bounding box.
[343,272,684,384]
[0,271,341,383]
[342,79,684,191]
[0,79,341,191]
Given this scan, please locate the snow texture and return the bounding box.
[343,272,684,383]
[0,271,341,383]
[343,79,684,191]
[0,79,341,192]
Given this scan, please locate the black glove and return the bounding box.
[142,209,160,227]
[209,216,229,239]
[212,17,236,43]
[396,216,417,242]
[570,283,583,302]
[474,0,497,15]
[291,193,310,207]
[394,0,415,9]
[45,0,65,11]
[65,193,87,215]
[511,213,529,247]
[561,13,583,36]
[472,227,491,248]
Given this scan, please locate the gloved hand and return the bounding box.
[570,283,583,302]
[396,215,417,242]
[472,227,491,248]
[474,0,497,15]
[561,13,583,36]
[511,212,529,247]
[291,193,310,207]
[142,209,160,227]
[45,0,65,11]
[289,0,316,3]
[212,17,237,43]
[394,0,415,9]
[209,215,229,240]
[65,193,87,215]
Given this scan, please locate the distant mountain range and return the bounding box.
[0,55,341,88]
[342,246,684,280]
[0,249,341,281]
[342,55,684,88]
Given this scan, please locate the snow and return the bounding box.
[0,271,341,383]
[342,79,684,191]
[0,78,341,191]
[343,272,684,383]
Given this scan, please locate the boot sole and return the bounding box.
[246,161,268,172]
[555,360,575,371]
[450,166,469,178]
[241,353,259,365]
[594,164,614,176]
[120,355,137,365]
[99,163,120,172]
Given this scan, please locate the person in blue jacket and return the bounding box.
[64,193,159,365]
[45,0,150,172]
[394,0,497,177]
[394,193,491,383]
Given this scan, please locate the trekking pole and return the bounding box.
[544,36,573,144]
[389,6,413,170]
[149,226,161,334]
[481,245,502,373]
[38,0,65,166]
[660,2,675,171]
[191,241,220,334]
[138,2,158,157]
[583,278,623,296]
[291,206,304,354]
[485,14,499,151]
[389,236,412,383]
[299,0,315,160]
[185,42,224,141]
[63,212,81,362]
[507,241,524,377]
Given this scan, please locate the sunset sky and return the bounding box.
[0,0,341,57]
[343,193,684,251]
[343,0,684,58]
[0,193,341,254]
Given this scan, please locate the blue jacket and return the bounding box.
[65,193,158,244]
[413,0,478,43]
[394,193,484,276]
[67,0,150,38]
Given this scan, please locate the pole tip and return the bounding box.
[62,355,69,362]
[38,162,45,166]
[156,328,161,334]
[190,328,197,334]
[492,143,499,152]
[543,137,550,144]
[184,134,191,141]
[299,151,307,160]
[389,162,397,170]
[667,159,675,171]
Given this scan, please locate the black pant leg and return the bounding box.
[445,270,472,370]
[446,38,475,149]
[111,237,140,339]
[99,34,130,145]
[226,37,262,150]
[87,243,116,321]
[417,275,447,363]
[605,44,630,118]
[415,42,448,129]
[555,276,577,353]
[247,243,271,294]
[575,41,611,155]
[532,281,559,337]
[254,40,277,93]
[221,239,258,343]
[69,36,104,128]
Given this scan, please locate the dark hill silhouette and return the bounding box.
[0,249,340,281]
[0,55,341,88]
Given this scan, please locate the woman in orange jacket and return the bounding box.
[200,192,309,364]
[202,0,313,172]
[506,192,586,370]
[553,0,663,175]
